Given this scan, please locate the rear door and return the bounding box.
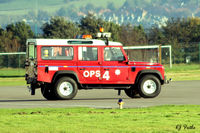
[77,46,101,84]
[25,42,37,79]
[37,46,76,83]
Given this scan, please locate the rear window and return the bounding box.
[27,42,36,59]
[41,46,74,60]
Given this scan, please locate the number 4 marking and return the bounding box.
[103,71,110,80]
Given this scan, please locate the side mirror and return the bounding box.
[117,56,125,61]
[119,60,129,65]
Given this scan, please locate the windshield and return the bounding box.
[104,47,125,61]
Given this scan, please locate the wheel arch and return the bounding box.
[52,70,80,85]
[135,70,164,85]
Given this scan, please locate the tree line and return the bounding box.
[0,14,200,67]
[0,14,148,53]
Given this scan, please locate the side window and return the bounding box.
[104,47,125,61]
[78,47,98,61]
[41,46,73,60]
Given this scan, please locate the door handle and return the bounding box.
[104,68,110,70]
[80,68,86,70]
[45,67,48,73]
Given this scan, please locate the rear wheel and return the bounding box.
[138,75,161,98]
[54,77,78,100]
[41,84,57,100]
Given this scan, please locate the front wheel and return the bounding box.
[54,77,78,100]
[138,75,161,98]
[124,87,139,98]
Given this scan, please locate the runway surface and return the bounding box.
[0,81,199,108]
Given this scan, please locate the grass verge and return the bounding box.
[165,64,200,81]
[0,68,25,86]
[0,78,25,86]
[0,105,199,133]
[0,68,25,77]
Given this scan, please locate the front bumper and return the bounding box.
[164,76,172,84]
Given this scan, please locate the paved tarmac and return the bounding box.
[0,81,199,108]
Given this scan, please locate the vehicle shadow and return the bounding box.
[74,96,141,100]
[0,99,46,102]
[0,96,140,102]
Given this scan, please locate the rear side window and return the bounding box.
[41,46,73,60]
[78,47,98,61]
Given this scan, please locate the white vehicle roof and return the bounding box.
[26,39,123,46]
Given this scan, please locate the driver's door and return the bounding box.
[101,46,130,84]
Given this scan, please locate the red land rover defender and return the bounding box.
[25,36,168,100]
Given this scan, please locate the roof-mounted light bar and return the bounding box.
[75,35,92,39]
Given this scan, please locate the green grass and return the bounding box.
[0,78,25,86]
[0,68,25,77]
[0,68,25,86]
[165,63,200,72]
[0,105,199,133]
[164,64,200,81]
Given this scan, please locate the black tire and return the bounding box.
[138,75,161,98]
[124,87,139,98]
[41,84,57,100]
[54,77,78,100]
